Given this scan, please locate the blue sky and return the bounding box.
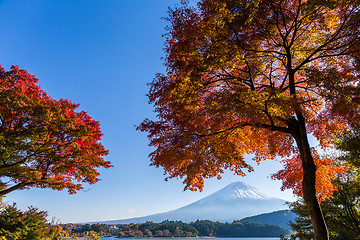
[0,0,296,223]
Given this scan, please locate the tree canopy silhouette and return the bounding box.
[0,66,111,197]
[139,0,360,239]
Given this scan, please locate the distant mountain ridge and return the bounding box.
[94,182,288,224]
[240,210,297,230]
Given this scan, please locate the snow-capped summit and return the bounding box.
[97,182,288,224]
[201,181,271,201]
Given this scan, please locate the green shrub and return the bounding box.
[0,204,63,240]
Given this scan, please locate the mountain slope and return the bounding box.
[97,182,288,224]
[241,209,297,230]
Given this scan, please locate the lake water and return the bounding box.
[99,238,281,240]
[68,237,281,240]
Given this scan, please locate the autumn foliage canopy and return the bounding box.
[139,1,360,238]
[271,150,347,202]
[140,0,359,191]
[0,65,111,197]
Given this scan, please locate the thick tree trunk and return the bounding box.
[287,59,328,239]
[293,114,329,240]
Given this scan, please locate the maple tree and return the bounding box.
[0,65,111,197]
[139,0,360,239]
[288,126,360,239]
[271,151,347,202]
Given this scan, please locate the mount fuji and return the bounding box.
[98,182,288,224]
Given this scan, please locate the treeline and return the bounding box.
[0,204,102,240]
[66,219,290,238]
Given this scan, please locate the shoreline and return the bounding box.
[101,237,218,239]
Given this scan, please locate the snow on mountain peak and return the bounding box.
[197,182,272,203]
[225,182,270,200]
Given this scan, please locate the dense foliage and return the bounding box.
[288,126,360,239]
[289,181,360,240]
[0,204,63,240]
[139,0,360,239]
[0,65,111,196]
[0,203,103,240]
[271,153,347,202]
[66,220,290,238]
